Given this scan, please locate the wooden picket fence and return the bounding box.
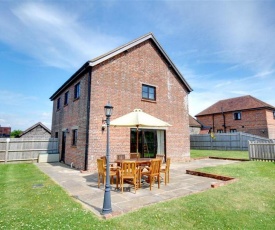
[190,132,269,151]
[0,138,58,163]
[248,140,275,162]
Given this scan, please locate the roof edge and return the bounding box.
[19,122,51,137]
[50,32,193,100]
[49,62,90,100]
[89,32,192,92]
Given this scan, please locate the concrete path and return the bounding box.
[36,158,239,218]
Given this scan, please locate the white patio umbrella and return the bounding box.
[110,109,172,153]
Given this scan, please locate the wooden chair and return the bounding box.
[100,156,114,167]
[156,154,165,163]
[160,157,171,185]
[97,158,117,188]
[118,161,139,193]
[141,159,161,190]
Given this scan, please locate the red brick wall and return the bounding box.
[52,39,190,170]
[87,40,190,170]
[266,110,275,139]
[196,108,275,138]
[51,72,90,169]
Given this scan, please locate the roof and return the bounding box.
[19,122,51,137]
[50,32,192,100]
[196,95,275,116]
[189,115,201,127]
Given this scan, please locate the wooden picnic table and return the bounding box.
[115,157,152,166]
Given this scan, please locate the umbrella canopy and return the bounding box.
[110,109,171,154]
[110,109,171,128]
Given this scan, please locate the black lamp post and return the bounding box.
[102,102,113,215]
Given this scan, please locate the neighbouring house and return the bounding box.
[189,115,201,134]
[19,122,51,139]
[50,33,193,170]
[195,95,275,139]
[0,126,11,137]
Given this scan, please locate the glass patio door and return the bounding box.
[130,129,166,158]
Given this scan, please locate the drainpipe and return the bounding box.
[221,107,226,133]
[212,114,215,132]
[84,67,92,171]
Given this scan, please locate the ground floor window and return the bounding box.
[72,129,78,146]
[130,129,166,158]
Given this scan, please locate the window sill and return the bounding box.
[141,99,156,103]
[73,97,80,102]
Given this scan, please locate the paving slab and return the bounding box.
[36,158,239,218]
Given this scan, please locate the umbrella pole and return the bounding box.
[136,125,139,158]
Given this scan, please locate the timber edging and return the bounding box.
[186,169,237,188]
[208,156,249,161]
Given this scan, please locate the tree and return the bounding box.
[10,130,23,138]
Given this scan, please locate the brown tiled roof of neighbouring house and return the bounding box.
[196,95,275,116]
[189,115,201,127]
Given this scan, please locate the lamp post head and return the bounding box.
[104,102,113,117]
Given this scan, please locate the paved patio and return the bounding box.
[36,158,239,218]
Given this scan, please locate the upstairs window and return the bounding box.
[273,111,275,119]
[64,91,69,106]
[57,97,61,110]
[72,129,78,146]
[142,84,156,101]
[74,82,80,99]
[233,112,241,120]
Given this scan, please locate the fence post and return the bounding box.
[5,138,10,163]
[239,132,242,150]
[248,140,251,160]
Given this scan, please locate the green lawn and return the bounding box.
[191,149,249,159]
[1,156,274,229]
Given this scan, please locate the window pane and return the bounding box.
[57,98,60,110]
[149,93,154,99]
[142,86,148,93]
[72,129,78,146]
[142,92,148,98]
[64,91,69,105]
[74,83,80,99]
[142,84,155,100]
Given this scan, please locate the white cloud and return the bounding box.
[0,2,125,70]
[0,90,37,106]
[0,110,52,131]
[162,1,275,73]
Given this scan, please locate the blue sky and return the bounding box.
[0,0,275,131]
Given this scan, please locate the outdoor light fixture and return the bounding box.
[101,119,106,131]
[102,101,113,215]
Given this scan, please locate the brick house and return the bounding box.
[195,95,275,139]
[19,122,51,139]
[189,115,201,135]
[50,33,192,170]
[0,126,11,137]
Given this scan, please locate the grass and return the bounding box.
[191,149,249,159]
[1,153,274,229]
